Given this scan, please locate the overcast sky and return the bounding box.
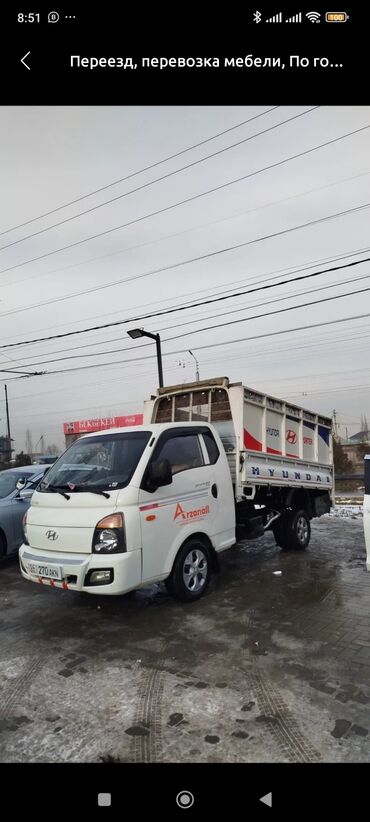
[0,105,370,453]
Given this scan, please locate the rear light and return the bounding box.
[92,513,126,554]
[22,512,29,545]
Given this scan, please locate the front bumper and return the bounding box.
[19,544,141,595]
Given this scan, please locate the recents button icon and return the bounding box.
[98,793,112,807]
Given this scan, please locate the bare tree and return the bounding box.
[46,444,60,455]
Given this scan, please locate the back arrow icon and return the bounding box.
[21,51,31,70]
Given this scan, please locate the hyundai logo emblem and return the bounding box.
[286,429,298,445]
[46,530,58,541]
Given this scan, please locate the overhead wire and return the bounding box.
[0,106,280,237]
[15,270,370,368]
[2,309,370,382]
[1,121,368,279]
[4,241,370,345]
[1,253,369,350]
[4,168,369,295]
[0,108,317,252]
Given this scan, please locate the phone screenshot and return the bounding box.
[0,3,368,816]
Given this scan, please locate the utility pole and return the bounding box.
[4,385,11,457]
[332,409,338,438]
[188,350,199,382]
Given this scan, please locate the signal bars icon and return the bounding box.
[266,11,282,22]
[264,11,305,23]
[285,11,302,22]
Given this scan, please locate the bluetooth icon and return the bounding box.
[253,10,262,23]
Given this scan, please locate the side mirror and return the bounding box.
[146,459,172,491]
[15,477,27,491]
[18,488,34,500]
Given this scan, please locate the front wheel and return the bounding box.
[166,539,212,602]
[273,509,311,550]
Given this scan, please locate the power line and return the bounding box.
[16,271,370,368]
[9,325,370,401]
[0,108,316,252]
[5,241,370,345]
[4,306,370,382]
[166,284,370,344]
[141,271,370,335]
[1,253,369,351]
[287,383,370,398]
[1,201,369,321]
[1,121,368,279]
[8,363,370,406]
[15,268,370,363]
[6,167,369,296]
[0,107,279,238]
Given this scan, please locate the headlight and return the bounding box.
[92,513,126,554]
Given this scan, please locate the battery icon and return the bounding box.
[325,12,349,22]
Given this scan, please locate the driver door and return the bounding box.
[138,429,216,583]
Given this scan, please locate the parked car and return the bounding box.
[32,455,58,465]
[0,465,49,558]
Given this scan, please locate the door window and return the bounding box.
[201,431,220,464]
[155,434,204,475]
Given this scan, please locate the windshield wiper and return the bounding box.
[43,484,70,500]
[66,485,111,499]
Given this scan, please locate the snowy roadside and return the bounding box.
[325,504,363,519]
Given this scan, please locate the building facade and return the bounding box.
[63,414,143,448]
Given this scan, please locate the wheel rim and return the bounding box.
[296,516,308,543]
[183,547,208,593]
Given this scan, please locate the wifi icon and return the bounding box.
[306,11,321,22]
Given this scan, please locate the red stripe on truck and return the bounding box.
[267,446,282,455]
[243,429,262,451]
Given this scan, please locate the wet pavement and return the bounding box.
[0,516,369,763]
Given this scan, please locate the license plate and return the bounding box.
[27,562,63,580]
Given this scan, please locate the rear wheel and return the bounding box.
[166,539,212,602]
[273,509,310,550]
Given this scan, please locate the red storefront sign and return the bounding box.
[63,414,143,435]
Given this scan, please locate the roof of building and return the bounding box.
[349,430,370,442]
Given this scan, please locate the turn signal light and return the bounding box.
[96,513,124,529]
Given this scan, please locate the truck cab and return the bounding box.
[19,422,235,601]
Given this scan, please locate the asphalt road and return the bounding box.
[0,515,369,763]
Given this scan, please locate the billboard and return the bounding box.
[63,414,143,435]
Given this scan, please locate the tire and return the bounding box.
[0,532,6,558]
[273,509,310,550]
[165,538,212,602]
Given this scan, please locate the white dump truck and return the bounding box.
[19,377,333,601]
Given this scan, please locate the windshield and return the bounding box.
[39,431,151,493]
[0,471,33,499]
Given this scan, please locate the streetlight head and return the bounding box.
[127,328,145,340]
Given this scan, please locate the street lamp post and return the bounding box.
[188,350,199,382]
[127,328,164,388]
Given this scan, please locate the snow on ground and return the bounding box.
[325,504,363,519]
